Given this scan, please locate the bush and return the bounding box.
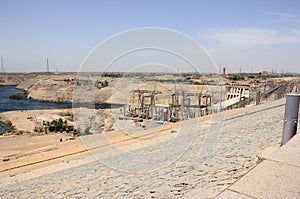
[228,75,244,81]
[9,93,28,100]
[84,127,91,135]
[49,118,64,132]
[66,125,74,133]
[47,118,75,133]
[5,120,16,133]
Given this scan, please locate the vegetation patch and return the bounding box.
[9,93,28,100]
[46,118,73,133]
[30,117,80,136]
[0,120,16,135]
[58,112,74,121]
[228,75,245,81]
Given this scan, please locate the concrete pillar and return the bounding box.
[256,90,261,105]
[199,95,201,108]
[281,94,300,145]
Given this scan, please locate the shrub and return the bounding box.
[9,93,28,100]
[5,120,16,133]
[49,118,64,132]
[47,118,75,133]
[228,75,244,81]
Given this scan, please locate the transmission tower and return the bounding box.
[47,58,49,72]
[1,56,5,73]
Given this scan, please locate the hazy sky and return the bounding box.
[0,0,300,73]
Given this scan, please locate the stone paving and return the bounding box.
[0,99,286,198]
[216,133,300,199]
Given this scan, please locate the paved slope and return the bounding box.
[0,99,286,198]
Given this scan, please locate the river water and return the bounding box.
[0,86,72,113]
[0,86,122,132]
[0,86,72,132]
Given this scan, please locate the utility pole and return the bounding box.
[1,56,4,73]
[281,94,300,145]
[47,58,49,73]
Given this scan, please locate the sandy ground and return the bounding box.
[0,107,245,178]
[0,134,87,178]
[0,109,74,132]
[0,109,80,177]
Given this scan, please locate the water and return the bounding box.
[0,86,72,113]
[0,86,122,112]
[0,121,5,132]
[0,86,123,132]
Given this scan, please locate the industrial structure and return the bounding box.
[120,87,214,123]
[224,84,250,109]
[116,76,299,126]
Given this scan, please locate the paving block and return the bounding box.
[258,146,279,161]
[284,134,300,148]
[229,160,300,199]
[268,145,300,167]
[216,190,254,199]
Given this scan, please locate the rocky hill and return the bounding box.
[15,73,116,104]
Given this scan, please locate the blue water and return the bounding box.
[0,86,123,132]
[0,86,72,132]
[0,86,72,113]
[0,121,5,132]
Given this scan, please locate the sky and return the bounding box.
[0,0,300,73]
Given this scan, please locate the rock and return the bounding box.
[2,157,9,162]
